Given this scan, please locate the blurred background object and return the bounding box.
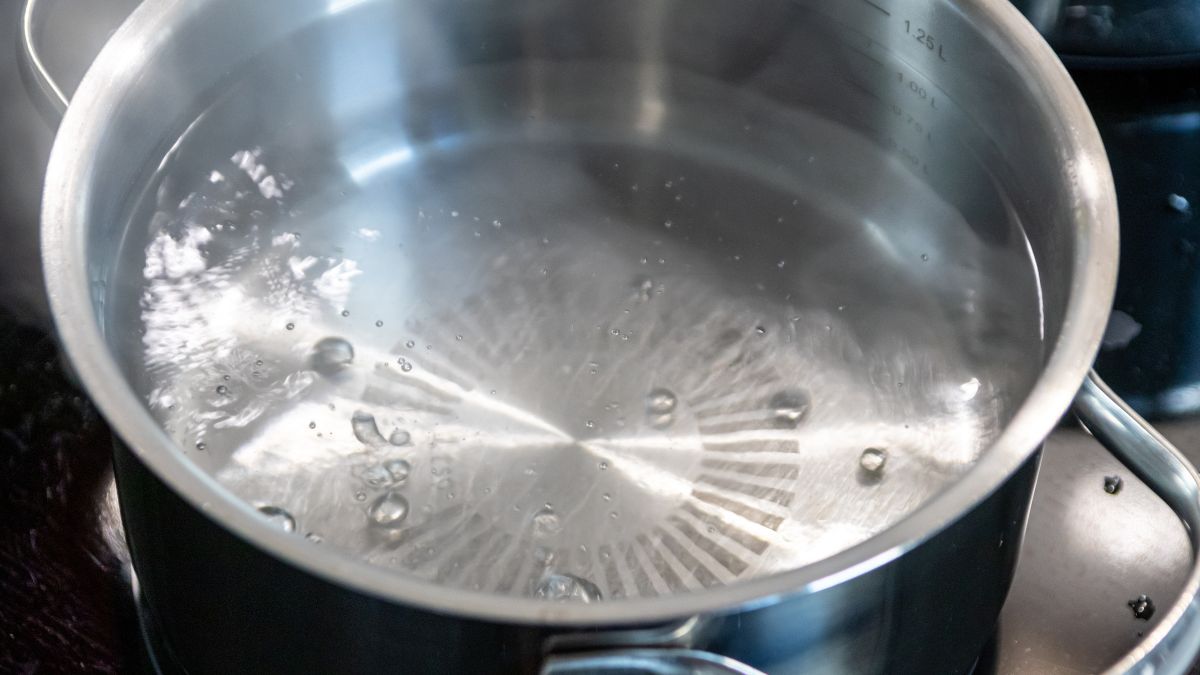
[1010,1,1200,420]
[1009,0,1200,66]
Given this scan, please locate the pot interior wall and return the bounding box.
[61,0,1082,607]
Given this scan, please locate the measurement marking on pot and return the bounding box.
[857,0,891,16]
[895,70,939,110]
[836,69,943,170]
[886,136,931,177]
[839,74,886,103]
[845,44,886,71]
[902,20,948,61]
[885,102,935,144]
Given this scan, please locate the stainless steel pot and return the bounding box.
[23,0,1200,672]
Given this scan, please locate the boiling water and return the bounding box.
[109,60,1042,602]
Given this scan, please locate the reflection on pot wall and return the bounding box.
[4,0,141,326]
[1,0,54,325]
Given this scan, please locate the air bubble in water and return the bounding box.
[535,573,602,603]
[859,447,888,474]
[1104,475,1123,495]
[634,276,655,302]
[351,411,388,447]
[389,429,412,446]
[770,390,810,428]
[532,505,562,537]
[649,415,673,429]
[367,491,410,531]
[646,388,677,415]
[431,456,452,476]
[1129,595,1156,620]
[384,459,411,483]
[310,336,355,375]
[257,505,296,533]
[646,388,677,429]
[361,465,392,488]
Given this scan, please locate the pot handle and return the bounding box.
[540,649,766,674]
[1074,370,1200,675]
[18,0,70,118]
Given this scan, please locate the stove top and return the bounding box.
[0,314,147,674]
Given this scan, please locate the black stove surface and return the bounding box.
[0,312,147,674]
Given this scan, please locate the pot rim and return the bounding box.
[41,0,1118,626]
